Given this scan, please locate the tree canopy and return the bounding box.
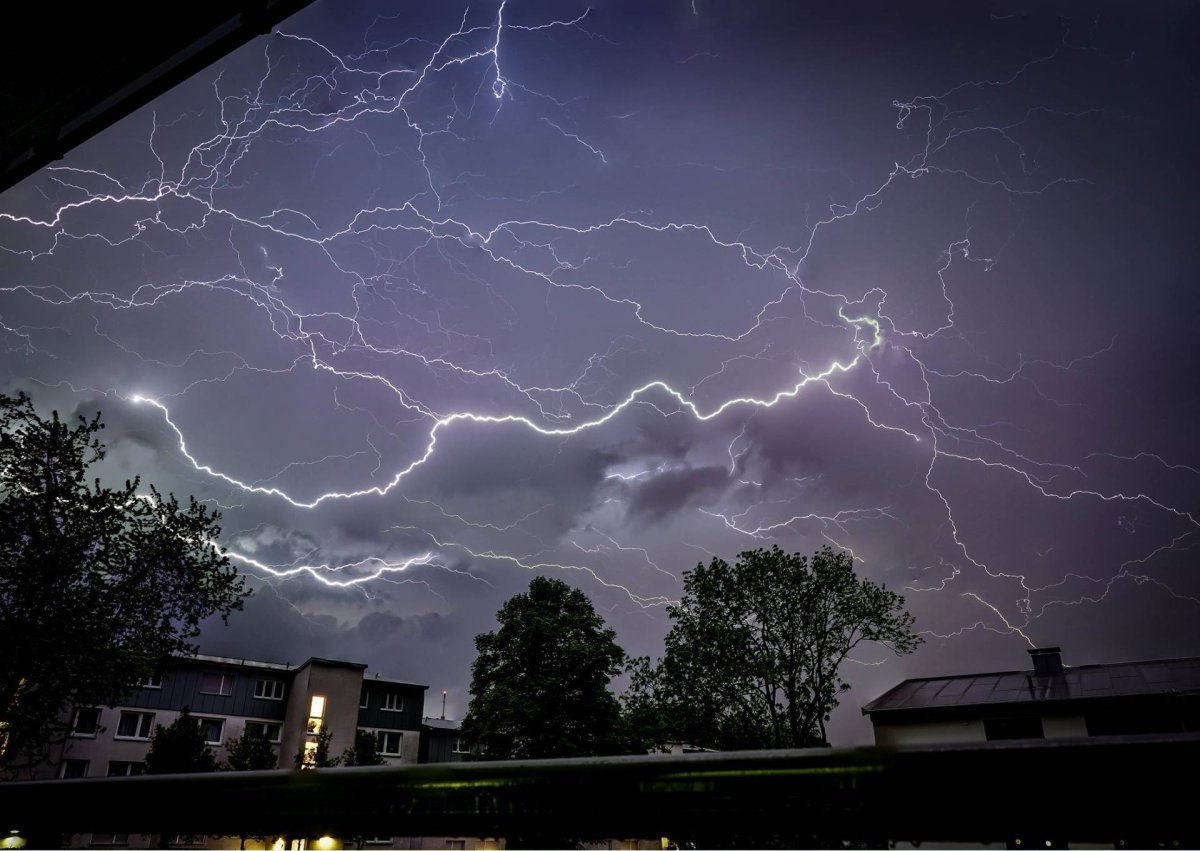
[341,729,388,767]
[460,576,627,760]
[143,709,218,774]
[0,392,250,772]
[625,545,921,751]
[224,728,278,771]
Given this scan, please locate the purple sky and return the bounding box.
[2,0,1198,744]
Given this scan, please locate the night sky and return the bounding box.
[2,0,1198,744]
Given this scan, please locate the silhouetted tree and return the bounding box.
[0,392,249,773]
[341,729,388,766]
[144,708,218,774]
[625,545,922,750]
[224,729,278,771]
[460,576,627,760]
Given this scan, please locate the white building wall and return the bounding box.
[873,719,986,746]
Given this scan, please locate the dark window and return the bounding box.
[193,717,225,744]
[377,731,403,755]
[244,721,282,742]
[90,835,129,846]
[199,672,233,695]
[143,674,163,689]
[253,679,284,700]
[451,737,469,754]
[116,711,154,739]
[360,689,369,709]
[107,761,144,777]
[60,759,89,778]
[72,706,100,736]
[382,692,402,711]
[984,717,1045,741]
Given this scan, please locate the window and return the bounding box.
[360,689,369,709]
[116,711,155,739]
[254,679,285,700]
[244,721,282,742]
[193,717,225,745]
[381,692,403,712]
[143,674,163,689]
[59,759,89,778]
[199,672,233,696]
[72,706,100,737]
[89,835,129,846]
[446,841,466,850]
[107,761,144,777]
[364,839,393,846]
[451,737,469,754]
[377,731,403,755]
[308,695,326,733]
[984,717,1045,741]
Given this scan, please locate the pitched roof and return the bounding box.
[862,655,1200,716]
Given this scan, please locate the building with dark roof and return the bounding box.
[47,652,428,783]
[862,646,1200,746]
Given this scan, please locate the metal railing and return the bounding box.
[2,734,1195,847]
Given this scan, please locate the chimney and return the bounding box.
[1028,647,1064,676]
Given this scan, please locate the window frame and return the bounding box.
[115,711,155,740]
[89,834,130,846]
[143,674,163,689]
[381,692,403,712]
[377,730,403,755]
[198,672,234,696]
[244,720,283,743]
[106,761,145,778]
[71,706,101,737]
[59,759,90,778]
[193,716,226,745]
[253,678,285,700]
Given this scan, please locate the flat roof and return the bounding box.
[862,655,1200,717]
[182,653,295,672]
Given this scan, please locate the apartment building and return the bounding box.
[862,646,1200,746]
[47,653,428,780]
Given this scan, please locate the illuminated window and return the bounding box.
[199,672,234,696]
[59,759,89,778]
[381,693,402,712]
[307,694,327,733]
[116,711,154,739]
[193,716,225,744]
[71,707,100,737]
[377,731,402,755]
[107,761,144,777]
[254,679,285,700]
[301,739,319,769]
[245,721,282,742]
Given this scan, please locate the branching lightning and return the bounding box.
[0,0,1195,651]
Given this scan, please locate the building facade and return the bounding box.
[862,646,1200,746]
[46,654,428,780]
